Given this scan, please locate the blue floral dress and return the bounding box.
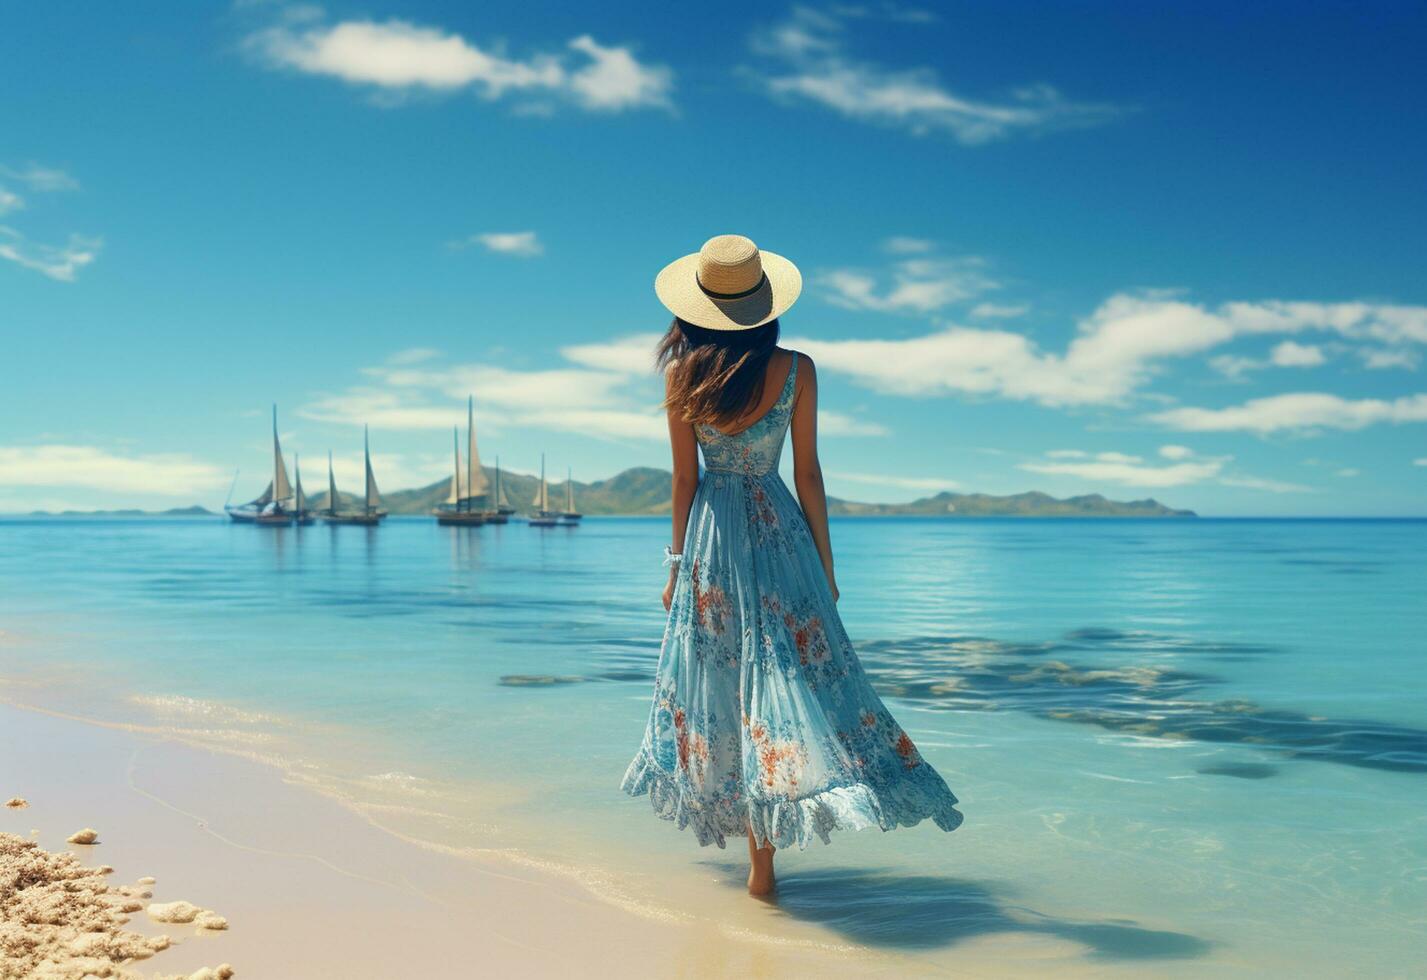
[622,352,964,850]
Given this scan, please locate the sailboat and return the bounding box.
[528,454,560,527]
[436,419,485,526]
[324,425,386,526]
[558,467,582,526]
[484,456,511,524]
[323,451,340,518]
[227,405,295,526]
[293,454,315,525]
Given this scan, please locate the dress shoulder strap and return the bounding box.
[779,351,799,407]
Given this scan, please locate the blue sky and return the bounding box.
[2,1,1425,515]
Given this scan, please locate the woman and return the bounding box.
[622,235,963,896]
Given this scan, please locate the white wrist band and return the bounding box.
[663,548,683,568]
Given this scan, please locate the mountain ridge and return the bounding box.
[308,466,1196,518]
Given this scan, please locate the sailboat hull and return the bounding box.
[323,513,384,526]
[435,511,487,526]
[482,512,509,524]
[528,511,561,527]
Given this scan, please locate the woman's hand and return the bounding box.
[662,572,677,611]
[823,558,839,603]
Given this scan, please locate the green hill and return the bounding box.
[306,467,1194,517]
[827,490,1194,518]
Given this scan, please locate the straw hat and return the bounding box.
[655,235,802,331]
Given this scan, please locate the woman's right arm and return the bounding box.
[665,372,700,610]
[789,355,838,601]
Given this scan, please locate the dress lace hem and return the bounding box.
[621,749,964,851]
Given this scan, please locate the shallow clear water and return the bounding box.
[1,515,1424,975]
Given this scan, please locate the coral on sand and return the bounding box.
[0,832,171,979]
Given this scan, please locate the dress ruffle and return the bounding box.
[622,746,963,851]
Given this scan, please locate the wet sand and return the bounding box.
[1,703,908,979]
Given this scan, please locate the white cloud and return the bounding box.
[0,162,96,282]
[1335,468,1359,478]
[0,164,79,192]
[752,8,1121,145]
[304,344,668,443]
[295,388,468,431]
[566,35,673,111]
[387,347,441,365]
[455,231,543,257]
[1022,446,1310,493]
[794,292,1427,408]
[882,236,934,254]
[819,255,997,314]
[0,445,228,496]
[1415,458,1427,466]
[828,471,955,491]
[818,410,888,436]
[1216,340,1328,377]
[1218,474,1313,494]
[969,302,1027,319]
[1270,340,1326,367]
[1021,456,1225,488]
[560,333,661,375]
[1360,347,1418,370]
[1150,392,1427,434]
[0,228,102,282]
[247,16,672,113]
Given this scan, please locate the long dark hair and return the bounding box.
[655,318,780,428]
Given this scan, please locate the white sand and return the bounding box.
[2,702,882,979]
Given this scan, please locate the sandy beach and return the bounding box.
[0,701,925,979]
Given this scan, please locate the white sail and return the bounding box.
[466,396,490,499]
[272,405,293,503]
[565,467,574,513]
[495,457,508,507]
[532,454,548,510]
[252,480,274,507]
[446,427,462,506]
[327,451,339,514]
[294,455,307,512]
[364,425,381,512]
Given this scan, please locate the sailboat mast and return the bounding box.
[452,426,463,511]
[540,454,547,512]
[467,395,474,514]
[566,467,573,513]
[364,425,371,516]
[272,404,280,507]
[328,451,337,515]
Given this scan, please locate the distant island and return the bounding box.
[23,468,1192,518]
[23,505,216,517]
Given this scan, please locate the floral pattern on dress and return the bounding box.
[622,352,964,850]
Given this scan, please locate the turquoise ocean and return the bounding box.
[1,515,1423,976]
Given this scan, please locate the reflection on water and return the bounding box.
[703,864,1211,959]
[509,624,1427,774]
[859,632,1427,774]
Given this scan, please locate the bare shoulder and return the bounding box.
[785,348,816,391]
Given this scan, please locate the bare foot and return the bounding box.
[747,862,776,897]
